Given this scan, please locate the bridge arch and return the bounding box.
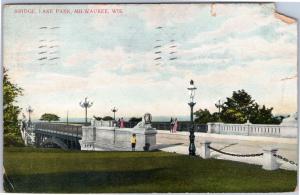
[41,137,68,150]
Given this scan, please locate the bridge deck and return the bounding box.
[34,123,82,137]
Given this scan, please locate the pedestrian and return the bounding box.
[120,117,125,128]
[131,133,137,151]
[170,117,174,133]
[173,118,178,133]
[117,118,121,128]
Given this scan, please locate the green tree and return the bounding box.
[93,115,102,120]
[249,103,282,124]
[194,109,218,124]
[102,116,114,121]
[128,117,142,123]
[40,113,60,122]
[194,89,283,124]
[3,68,24,147]
[220,90,281,124]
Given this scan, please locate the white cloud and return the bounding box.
[139,4,208,29]
[190,4,283,45]
[5,3,297,118]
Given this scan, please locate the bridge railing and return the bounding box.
[34,122,82,136]
[33,121,207,135]
[206,122,296,137]
[124,121,207,132]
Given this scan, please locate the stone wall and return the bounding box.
[80,126,157,151]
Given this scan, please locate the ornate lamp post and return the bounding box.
[187,80,197,156]
[79,97,93,125]
[216,99,223,122]
[26,106,34,126]
[111,107,118,120]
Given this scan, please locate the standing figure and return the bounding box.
[117,118,121,128]
[120,117,125,128]
[173,118,178,133]
[131,133,137,151]
[170,117,174,133]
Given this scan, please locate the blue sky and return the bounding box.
[4,3,297,120]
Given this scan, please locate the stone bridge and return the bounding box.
[33,123,82,150]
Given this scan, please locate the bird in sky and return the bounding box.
[154,45,161,49]
[155,51,162,54]
[50,27,60,29]
[38,45,47,48]
[156,26,163,29]
[39,27,47,29]
[38,57,47,60]
[169,51,176,54]
[49,57,59,60]
[49,45,59,48]
[280,75,297,81]
[169,57,177,60]
[154,57,162,60]
[38,51,47,54]
[170,45,177,48]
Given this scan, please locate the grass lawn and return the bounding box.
[4,147,297,193]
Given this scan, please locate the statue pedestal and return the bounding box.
[280,113,298,138]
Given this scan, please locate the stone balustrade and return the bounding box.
[207,114,297,138]
[207,122,283,137]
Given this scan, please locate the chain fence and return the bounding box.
[273,154,298,166]
[208,145,263,157]
[208,146,298,166]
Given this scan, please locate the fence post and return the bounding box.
[262,147,279,170]
[200,141,211,159]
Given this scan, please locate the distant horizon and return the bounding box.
[31,115,191,122]
[30,113,291,123]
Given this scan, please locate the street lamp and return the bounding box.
[187,80,197,156]
[79,97,93,125]
[26,106,34,126]
[216,99,223,122]
[66,110,69,125]
[111,107,118,120]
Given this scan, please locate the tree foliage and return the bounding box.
[194,109,218,124]
[40,113,60,122]
[129,117,142,123]
[195,89,283,124]
[93,115,102,120]
[3,68,24,146]
[102,116,114,121]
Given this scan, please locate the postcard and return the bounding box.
[3,3,298,193]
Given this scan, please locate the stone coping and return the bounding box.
[157,130,297,144]
[207,122,298,127]
[83,126,157,134]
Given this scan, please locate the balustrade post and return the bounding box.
[207,123,213,133]
[200,141,211,159]
[262,147,279,170]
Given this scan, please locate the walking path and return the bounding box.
[156,130,298,171]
